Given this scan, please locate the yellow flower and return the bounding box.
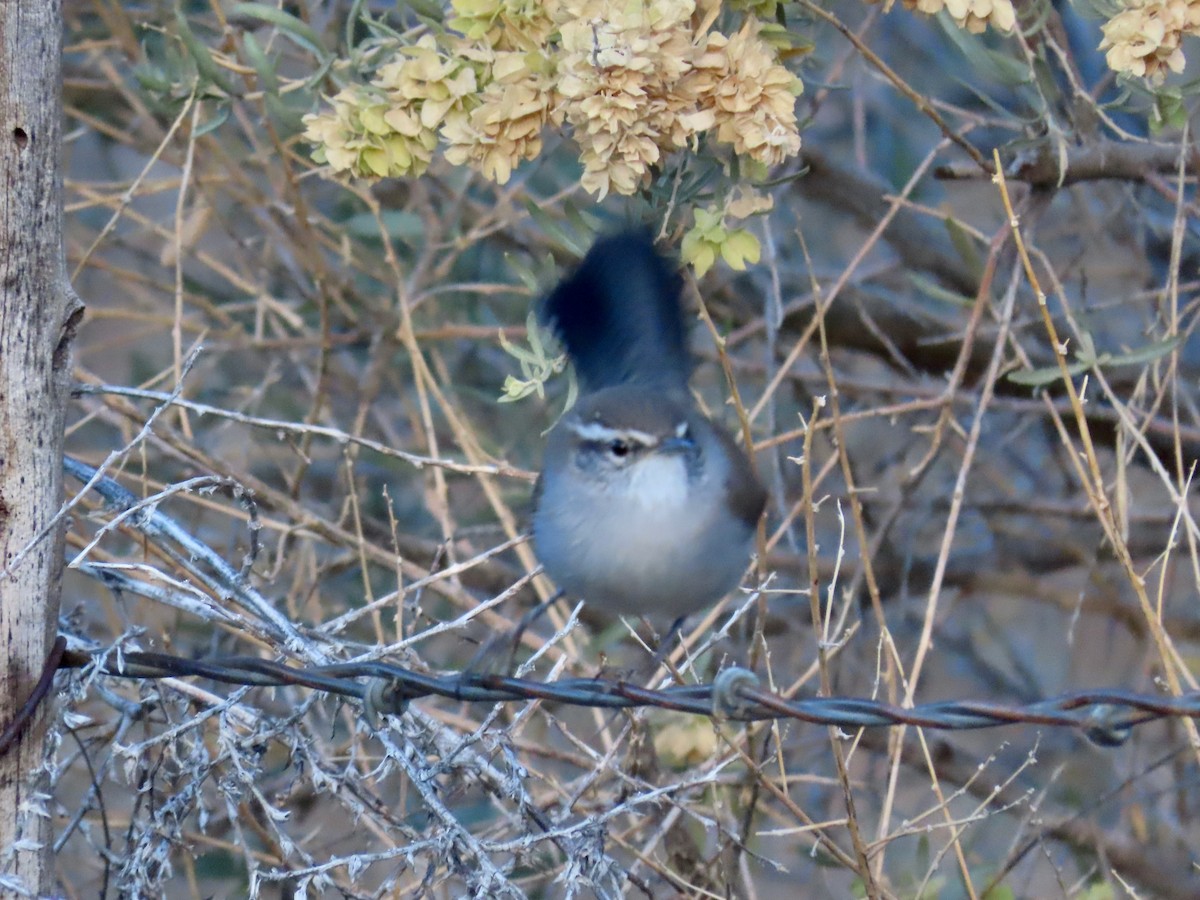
[682,206,762,276]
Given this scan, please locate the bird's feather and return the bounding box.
[541,231,692,393]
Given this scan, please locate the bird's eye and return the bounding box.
[608,439,630,458]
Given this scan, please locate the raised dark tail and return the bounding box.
[541,231,693,393]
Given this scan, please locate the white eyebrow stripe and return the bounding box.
[569,421,659,446]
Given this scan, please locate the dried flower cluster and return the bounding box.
[556,0,705,196]
[1099,0,1200,81]
[442,50,560,184]
[927,0,1016,32]
[302,0,804,197]
[869,0,1199,84]
[696,22,804,167]
[869,0,1016,34]
[304,35,478,178]
[449,0,558,50]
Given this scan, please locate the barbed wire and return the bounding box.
[12,641,1184,750]
[28,454,1198,760]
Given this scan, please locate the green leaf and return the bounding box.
[1076,330,1097,363]
[1151,89,1188,134]
[264,92,308,134]
[943,214,983,280]
[342,210,426,242]
[563,202,600,241]
[406,0,448,21]
[937,13,1030,86]
[504,253,541,295]
[194,102,231,137]
[1008,334,1184,386]
[498,374,540,402]
[524,200,587,256]
[134,64,174,95]
[1106,334,1185,366]
[229,3,327,60]
[174,10,238,96]
[1007,359,1091,386]
[907,272,974,308]
[496,315,568,409]
[240,32,278,95]
[524,309,544,359]
[302,54,337,92]
[561,367,578,416]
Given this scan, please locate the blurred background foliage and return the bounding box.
[54,0,1200,896]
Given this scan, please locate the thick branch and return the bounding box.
[936,138,1197,187]
[0,1,72,894]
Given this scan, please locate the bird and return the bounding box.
[531,230,766,626]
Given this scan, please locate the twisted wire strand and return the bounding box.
[53,647,1193,744]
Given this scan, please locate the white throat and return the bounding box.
[623,453,692,511]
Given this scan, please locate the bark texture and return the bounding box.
[0,1,74,894]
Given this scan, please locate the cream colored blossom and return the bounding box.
[1099,0,1200,81]
[888,0,1016,33]
[306,5,809,193]
[555,0,706,197]
[303,35,482,179]
[442,51,558,184]
[302,87,434,178]
[374,35,478,134]
[449,0,559,50]
[693,22,802,168]
[726,185,775,218]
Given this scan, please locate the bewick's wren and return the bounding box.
[532,232,766,622]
